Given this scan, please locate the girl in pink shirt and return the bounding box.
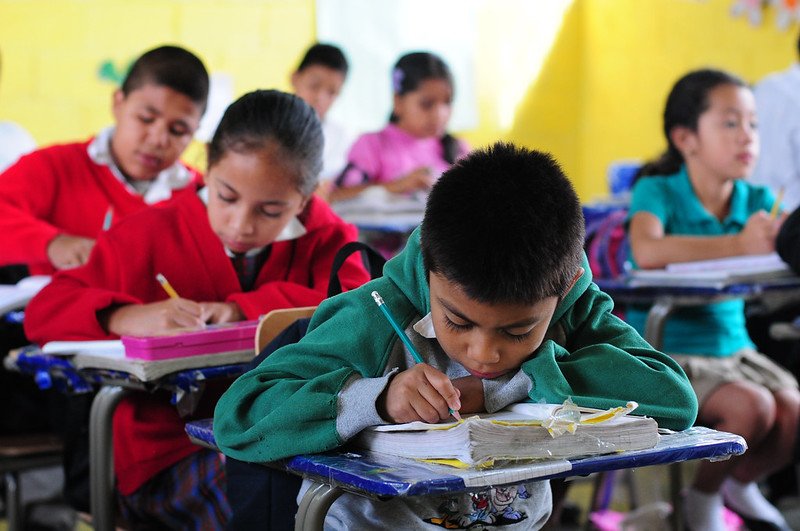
[330,51,468,202]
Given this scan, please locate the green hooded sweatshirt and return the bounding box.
[214,228,698,463]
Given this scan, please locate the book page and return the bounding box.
[455,459,572,488]
[42,340,125,357]
[371,404,563,432]
[665,252,787,274]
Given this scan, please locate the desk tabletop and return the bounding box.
[186,420,745,498]
[595,276,800,301]
[10,347,249,395]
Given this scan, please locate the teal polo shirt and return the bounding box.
[626,166,775,357]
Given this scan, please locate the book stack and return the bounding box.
[353,402,659,467]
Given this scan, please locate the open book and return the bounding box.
[352,402,659,467]
[629,253,794,288]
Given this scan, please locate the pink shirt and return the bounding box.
[337,124,468,187]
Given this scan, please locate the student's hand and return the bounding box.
[314,180,334,203]
[383,167,435,194]
[47,234,96,269]
[738,211,782,255]
[200,302,245,324]
[377,364,462,424]
[451,375,485,414]
[100,298,205,336]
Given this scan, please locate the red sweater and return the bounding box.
[25,192,370,494]
[0,139,202,275]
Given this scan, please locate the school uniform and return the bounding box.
[626,166,797,404]
[24,190,370,527]
[751,64,800,211]
[0,127,202,275]
[336,123,469,188]
[0,120,36,174]
[214,229,697,529]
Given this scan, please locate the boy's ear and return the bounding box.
[567,267,584,293]
[670,126,697,158]
[290,71,300,91]
[111,89,126,121]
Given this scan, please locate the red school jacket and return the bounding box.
[25,191,371,494]
[0,139,202,275]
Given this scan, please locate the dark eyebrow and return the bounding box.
[141,104,191,130]
[217,178,290,207]
[438,297,540,329]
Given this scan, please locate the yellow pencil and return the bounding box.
[156,273,180,299]
[770,187,785,220]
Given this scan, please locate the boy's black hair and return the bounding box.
[296,43,348,76]
[636,68,747,180]
[207,89,323,197]
[421,142,585,304]
[121,45,209,113]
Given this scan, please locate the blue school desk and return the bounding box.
[594,276,800,350]
[593,275,800,529]
[184,419,746,531]
[8,347,249,531]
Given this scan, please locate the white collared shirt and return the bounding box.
[412,312,437,339]
[751,64,800,211]
[87,126,194,205]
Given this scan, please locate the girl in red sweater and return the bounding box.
[25,89,370,529]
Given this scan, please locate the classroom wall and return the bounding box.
[0,0,797,200]
[0,0,317,169]
[505,0,798,200]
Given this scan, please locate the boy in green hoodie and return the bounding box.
[214,142,698,529]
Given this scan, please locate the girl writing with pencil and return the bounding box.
[24,90,371,529]
[627,69,799,531]
[328,51,469,203]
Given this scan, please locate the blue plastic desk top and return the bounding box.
[11,347,248,399]
[186,419,745,498]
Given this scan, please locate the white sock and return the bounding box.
[721,478,791,531]
[683,487,727,531]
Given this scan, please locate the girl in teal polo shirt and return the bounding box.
[628,69,799,531]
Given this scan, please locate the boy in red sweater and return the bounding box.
[0,44,209,275]
[25,90,370,529]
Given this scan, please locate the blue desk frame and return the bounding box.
[185,419,745,531]
[10,349,248,531]
[594,277,800,351]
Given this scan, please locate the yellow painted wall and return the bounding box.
[507,0,799,200]
[0,0,798,200]
[0,0,317,169]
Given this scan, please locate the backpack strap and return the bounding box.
[327,241,386,298]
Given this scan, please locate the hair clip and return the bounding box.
[392,68,405,93]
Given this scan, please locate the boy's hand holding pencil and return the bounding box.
[377,363,463,424]
[372,291,462,423]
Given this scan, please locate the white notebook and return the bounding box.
[629,253,794,288]
[0,275,51,314]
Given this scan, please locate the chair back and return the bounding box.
[254,306,316,354]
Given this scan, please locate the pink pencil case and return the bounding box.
[121,320,259,360]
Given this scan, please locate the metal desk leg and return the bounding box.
[670,462,683,531]
[295,481,345,531]
[89,385,133,531]
[644,298,676,351]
